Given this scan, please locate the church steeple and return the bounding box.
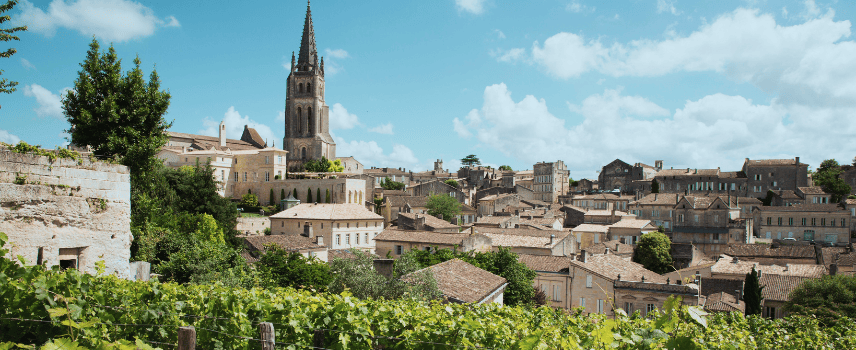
[297,1,317,67]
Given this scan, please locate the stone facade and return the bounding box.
[477,194,519,216]
[742,158,809,195]
[672,196,741,255]
[232,178,367,205]
[533,161,569,203]
[0,147,132,279]
[283,3,336,170]
[408,180,468,205]
[629,193,680,231]
[598,159,661,193]
[268,204,383,252]
[753,204,851,244]
[653,168,748,197]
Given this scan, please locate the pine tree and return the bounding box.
[293,188,298,200]
[307,188,313,203]
[744,266,764,316]
[281,189,286,201]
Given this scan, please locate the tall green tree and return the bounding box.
[461,154,480,167]
[631,232,672,274]
[743,266,764,316]
[307,187,313,203]
[280,188,285,202]
[63,38,171,185]
[785,274,856,326]
[269,188,275,206]
[0,0,27,104]
[651,179,660,193]
[293,188,298,200]
[498,165,512,171]
[325,189,330,203]
[814,159,852,203]
[427,194,460,222]
[444,179,458,188]
[380,177,405,190]
[328,249,440,301]
[316,188,321,204]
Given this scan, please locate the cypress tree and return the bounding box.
[326,189,331,203]
[307,188,313,203]
[317,188,321,204]
[293,188,298,200]
[281,189,286,201]
[744,266,764,316]
[270,188,275,205]
[651,179,660,193]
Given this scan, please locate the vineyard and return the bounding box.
[1,235,855,349]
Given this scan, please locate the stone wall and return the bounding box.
[237,216,270,235]
[0,148,131,278]
[231,178,367,205]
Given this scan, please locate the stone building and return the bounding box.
[457,166,500,190]
[335,156,363,174]
[242,234,327,262]
[374,229,491,258]
[397,212,458,233]
[268,203,383,252]
[408,180,468,205]
[598,159,662,193]
[232,178,367,206]
[559,205,586,228]
[752,203,851,244]
[0,146,132,278]
[652,168,748,197]
[628,193,681,231]
[477,193,519,216]
[283,2,336,170]
[742,158,809,195]
[672,196,742,255]
[365,167,411,187]
[533,160,569,203]
[608,219,657,245]
[572,224,610,251]
[571,193,630,212]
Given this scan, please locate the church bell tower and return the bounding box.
[284,1,336,171]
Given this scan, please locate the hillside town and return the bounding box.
[3,0,856,347]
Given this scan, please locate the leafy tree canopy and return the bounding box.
[759,190,775,206]
[651,179,660,193]
[632,232,673,274]
[303,156,343,172]
[444,179,459,188]
[786,274,856,327]
[240,193,259,207]
[257,246,332,292]
[461,154,481,167]
[498,165,512,171]
[380,177,405,191]
[328,249,440,301]
[813,159,852,203]
[0,0,27,103]
[426,193,460,222]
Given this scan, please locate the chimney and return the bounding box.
[373,259,394,279]
[219,121,226,148]
[732,257,739,264]
[316,235,324,246]
[580,250,587,263]
[795,157,800,164]
[303,222,313,238]
[604,247,610,255]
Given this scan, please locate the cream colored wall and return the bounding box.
[573,230,607,251]
[533,272,572,310]
[270,217,383,252]
[757,211,849,243]
[569,267,614,315]
[375,240,457,258]
[614,289,698,317]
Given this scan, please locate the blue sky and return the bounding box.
[3,0,856,179]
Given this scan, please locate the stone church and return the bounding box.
[283,2,336,171]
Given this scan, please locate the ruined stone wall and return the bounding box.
[236,217,270,235]
[0,148,131,278]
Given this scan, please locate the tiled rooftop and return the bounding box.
[271,203,384,220]
[760,274,813,302]
[724,244,816,259]
[374,229,469,245]
[398,212,458,230]
[575,254,666,283]
[517,254,572,273]
[572,224,610,233]
[243,234,324,253]
[411,259,507,304]
[608,219,654,229]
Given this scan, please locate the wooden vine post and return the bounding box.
[178,326,196,350]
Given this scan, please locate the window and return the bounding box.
[772,181,777,187]
[755,174,762,181]
[594,234,600,243]
[395,245,403,255]
[336,234,341,246]
[821,218,826,226]
[767,217,772,225]
[826,234,837,243]
[579,298,586,308]
[802,218,807,226]
[731,183,736,191]
[646,304,656,315]
[804,230,815,241]
[243,172,247,182]
[678,214,684,223]
[355,234,360,245]
[778,217,782,226]
[586,275,593,288]
[234,172,238,181]
[553,285,561,301]
[597,299,605,314]
[365,233,369,244]
[714,215,719,223]
[624,302,634,314]
[789,218,793,226]
[694,215,699,223]
[265,156,269,164]
[265,172,270,182]
[764,306,777,319]
[345,234,350,245]
[842,218,847,227]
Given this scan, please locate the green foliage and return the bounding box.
[759,190,775,206]
[0,0,27,101]
[813,159,852,203]
[256,246,332,292]
[743,266,764,316]
[403,247,536,307]
[632,232,673,274]
[280,188,286,202]
[269,188,275,205]
[293,188,298,200]
[316,188,321,204]
[12,172,24,185]
[0,235,855,349]
[461,154,481,167]
[651,179,660,193]
[303,156,343,172]
[63,38,172,187]
[8,141,81,162]
[786,274,856,327]
[426,193,460,222]
[327,249,440,301]
[325,188,331,203]
[307,187,313,203]
[498,165,512,171]
[444,179,459,188]
[379,177,405,191]
[570,179,580,187]
[240,193,259,207]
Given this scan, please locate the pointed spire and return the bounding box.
[297,0,317,67]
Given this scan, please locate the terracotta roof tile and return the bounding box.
[746,159,804,166]
[517,254,572,273]
[398,212,458,230]
[608,219,654,229]
[589,240,635,256]
[575,254,666,283]
[760,274,814,302]
[374,229,469,245]
[711,257,826,278]
[409,259,507,303]
[572,224,610,233]
[704,292,745,313]
[271,203,384,220]
[243,234,324,253]
[631,193,681,205]
[724,244,816,259]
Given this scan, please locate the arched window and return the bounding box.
[297,107,302,134]
[308,107,313,134]
[348,191,352,203]
[307,82,312,93]
[359,191,363,204]
[298,83,304,93]
[301,147,306,159]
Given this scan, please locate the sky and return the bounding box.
[2,0,856,179]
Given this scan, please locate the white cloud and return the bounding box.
[567,1,594,13]
[325,48,349,59]
[454,83,856,178]
[782,7,789,19]
[333,136,419,169]
[199,107,277,146]
[17,0,180,42]
[491,48,526,63]
[518,8,856,106]
[23,84,68,118]
[801,0,822,20]
[276,110,285,122]
[20,58,35,70]
[656,0,681,16]
[0,129,21,144]
[494,29,506,39]
[368,123,394,135]
[455,0,485,15]
[329,103,361,130]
